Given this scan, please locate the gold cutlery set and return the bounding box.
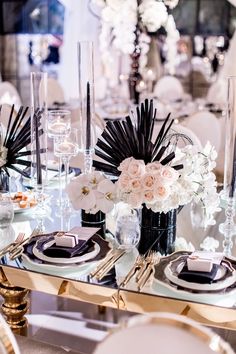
[122,251,159,291]
[90,249,126,281]
[0,229,41,261]
[90,249,159,290]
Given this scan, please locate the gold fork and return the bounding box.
[9,228,42,260]
[119,255,144,288]
[0,232,25,258]
[137,252,159,291]
[135,250,154,282]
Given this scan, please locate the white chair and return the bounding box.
[154,76,184,102]
[47,78,65,107]
[171,124,202,150]
[94,312,234,354]
[0,314,20,353]
[0,82,22,109]
[184,111,221,155]
[0,103,18,130]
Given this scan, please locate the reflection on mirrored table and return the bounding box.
[0,185,236,332]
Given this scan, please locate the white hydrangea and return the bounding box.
[139,0,168,32]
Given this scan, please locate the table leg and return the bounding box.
[0,280,29,335]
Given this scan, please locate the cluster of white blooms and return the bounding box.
[92,0,179,76]
[66,171,117,214]
[116,142,220,227]
[172,142,220,227]
[139,0,168,33]
[164,14,180,75]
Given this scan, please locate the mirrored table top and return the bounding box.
[1,185,236,328]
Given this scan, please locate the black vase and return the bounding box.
[0,171,9,192]
[81,210,106,239]
[138,205,176,255]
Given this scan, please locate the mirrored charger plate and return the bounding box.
[20,234,110,276]
[152,251,236,307]
[94,312,234,354]
[164,255,236,291]
[32,237,100,264]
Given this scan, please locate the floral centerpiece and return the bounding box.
[92,99,219,254]
[67,171,116,238]
[0,105,44,191]
[92,0,180,102]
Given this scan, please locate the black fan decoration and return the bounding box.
[0,105,45,178]
[93,99,185,176]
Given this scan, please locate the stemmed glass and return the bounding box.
[30,71,49,217]
[54,129,80,214]
[219,76,236,256]
[46,110,71,207]
[0,191,14,247]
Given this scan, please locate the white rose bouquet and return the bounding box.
[115,143,219,227]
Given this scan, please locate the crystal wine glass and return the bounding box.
[47,110,71,207]
[54,129,80,214]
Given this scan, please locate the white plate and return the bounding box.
[94,312,234,354]
[21,252,96,276]
[164,257,236,292]
[32,239,100,264]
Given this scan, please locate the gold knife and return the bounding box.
[95,251,126,280]
[90,249,117,278]
[120,255,144,287]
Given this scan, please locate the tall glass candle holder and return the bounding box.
[78,41,95,174]
[219,76,236,255]
[30,72,49,216]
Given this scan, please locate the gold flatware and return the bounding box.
[90,249,117,278]
[9,228,42,260]
[0,232,25,258]
[135,250,154,282]
[120,255,144,288]
[95,250,126,281]
[137,252,159,291]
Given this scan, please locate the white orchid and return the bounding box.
[66,172,116,214]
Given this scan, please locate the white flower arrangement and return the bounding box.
[115,142,220,227]
[66,171,117,214]
[92,0,180,76]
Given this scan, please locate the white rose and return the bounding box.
[143,190,155,204]
[160,166,179,185]
[142,173,155,189]
[117,173,130,191]
[118,157,133,172]
[154,184,170,201]
[129,178,142,192]
[127,158,145,178]
[146,161,162,173]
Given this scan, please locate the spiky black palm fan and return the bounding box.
[93,99,188,175]
[0,105,44,178]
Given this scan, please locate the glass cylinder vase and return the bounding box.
[77,41,96,174]
[81,209,106,239]
[138,205,176,255]
[219,76,236,255]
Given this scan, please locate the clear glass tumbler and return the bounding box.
[0,192,14,230]
[115,212,140,250]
